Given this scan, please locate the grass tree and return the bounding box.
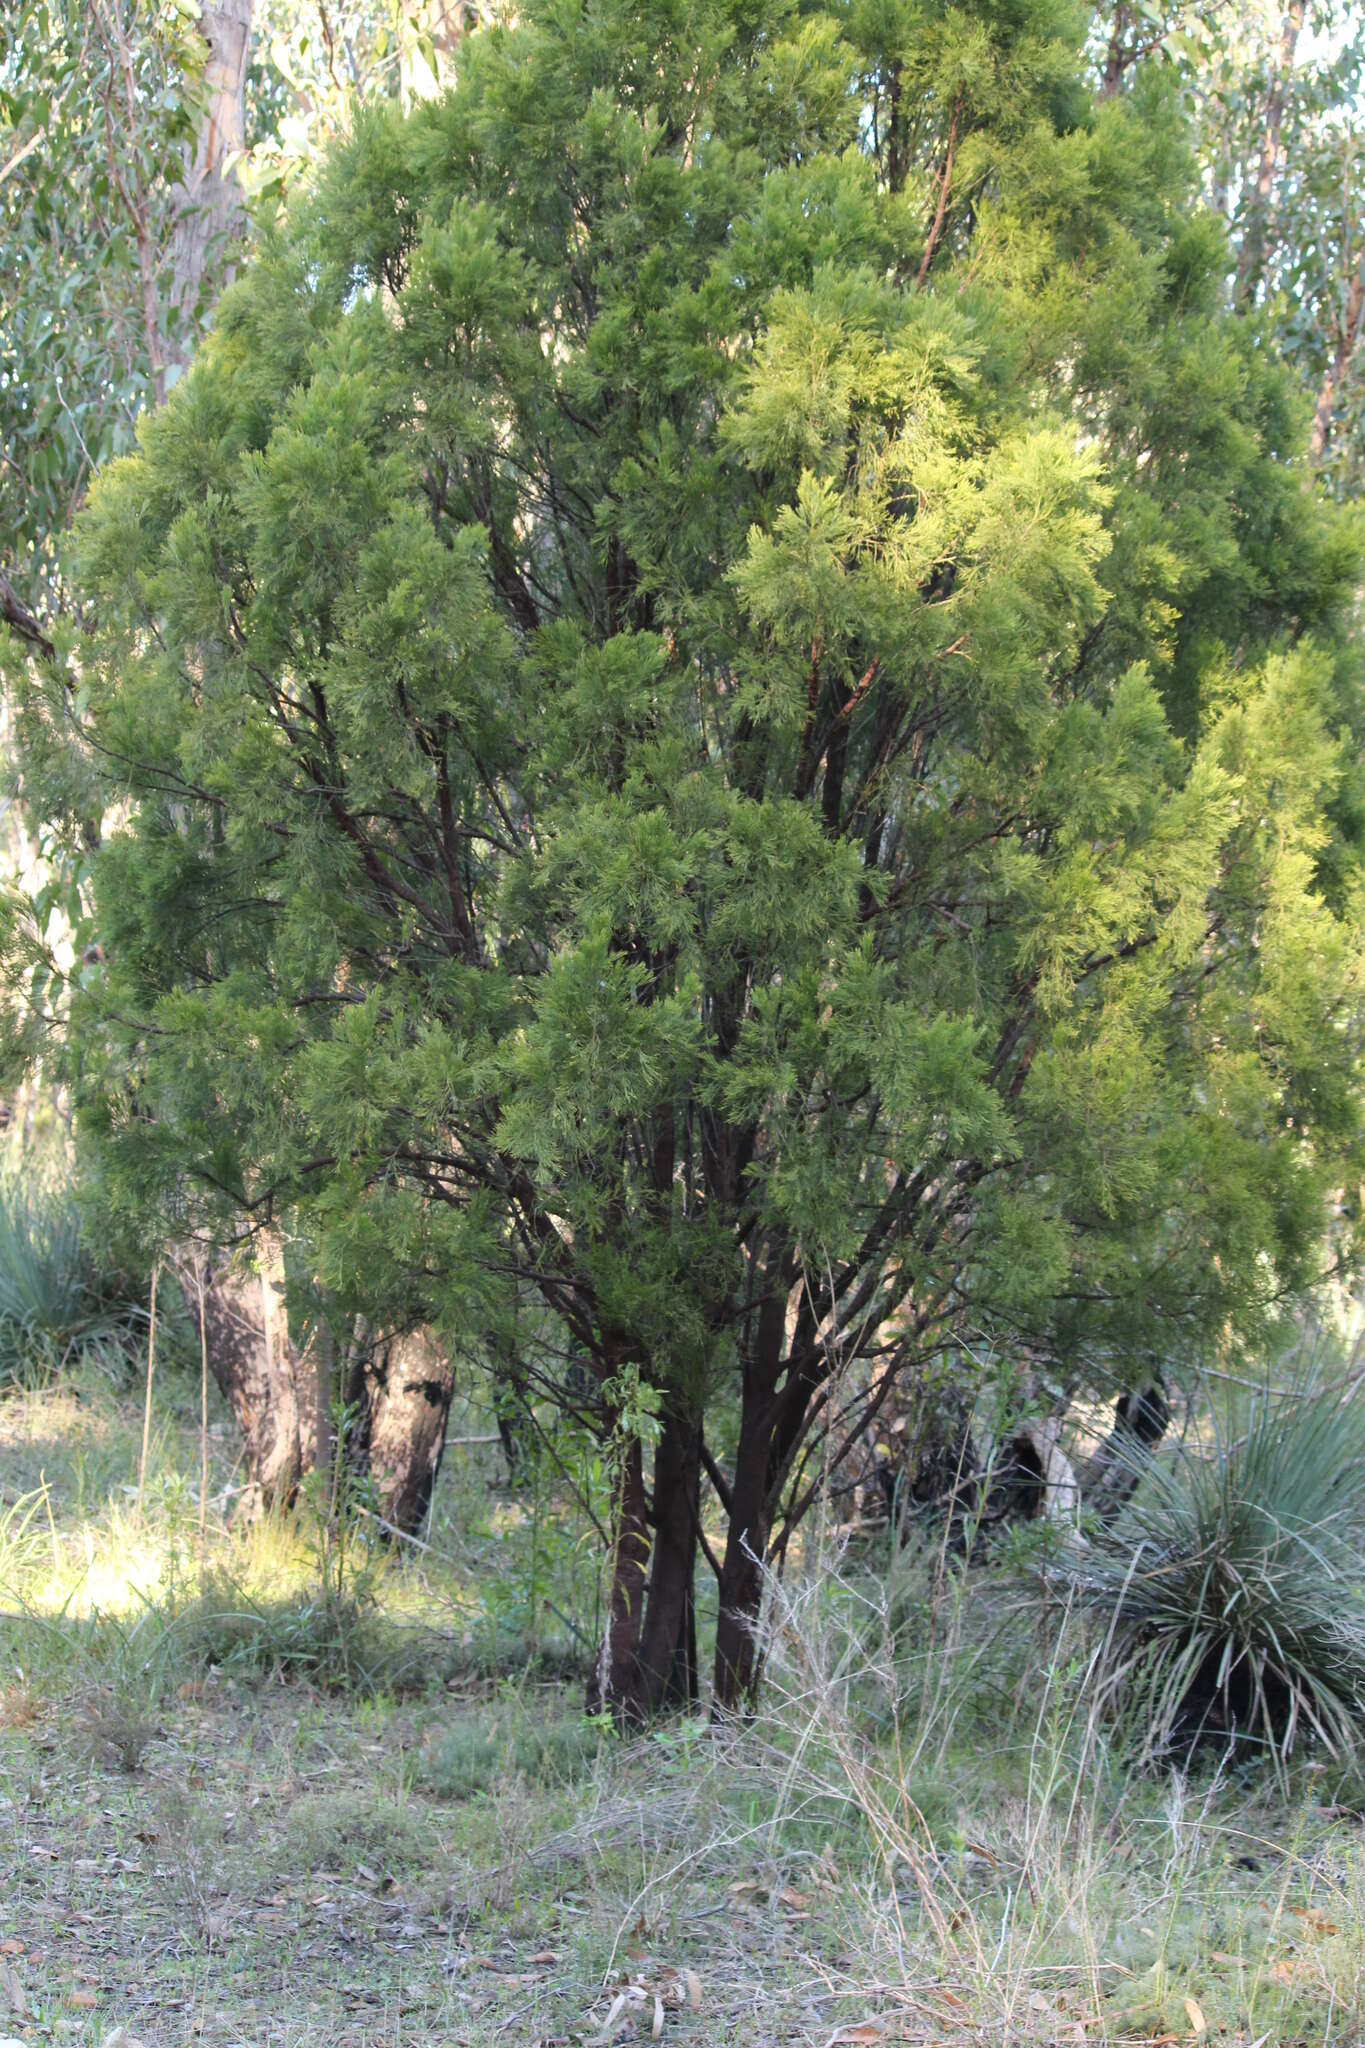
[8,0,1365,1715]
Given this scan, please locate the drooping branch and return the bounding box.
[0,569,55,661]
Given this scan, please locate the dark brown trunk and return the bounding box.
[711,1275,801,1713]
[712,1390,774,1713]
[635,1405,700,1711]
[342,1324,455,1535]
[1098,1,1129,100]
[1081,1378,1168,1518]
[587,1432,651,1719]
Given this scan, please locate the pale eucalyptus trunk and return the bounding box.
[170,0,252,341]
[181,1233,305,1512]
[342,1322,456,1536]
[400,0,471,104]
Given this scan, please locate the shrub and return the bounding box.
[276,1788,435,1876]
[1057,1373,1365,1770]
[0,1166,96,1378]
[0,1159,148,1384]
[415,1697,601,1800]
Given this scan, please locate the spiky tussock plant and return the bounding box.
[0,1163,143,1382]
[0,1167,91,1376]
[1058,1372,1365,1771]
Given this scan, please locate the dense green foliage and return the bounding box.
[8,0,1365,1707]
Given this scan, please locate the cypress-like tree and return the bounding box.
[10,0,1364,1713]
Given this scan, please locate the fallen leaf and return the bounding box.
[67,1991,98,2011]
[682,1969,701,2011]
[778,1887,812,1912]
[526,1952,559,1966]
[1183,1995,1207,2037]
[0,1946,21,1959]
[824,2028,885,2046]
[650,1992,663,2040]
[1289,1906,1339,1935]
[583,1991,629,2047]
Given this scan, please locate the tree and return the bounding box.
[169,0,253,349]
[177,1240,453,1530]
[11,0,1365,1716]
[1094,0,1365,493]
[0,0,207,612]
[2,0,473,1531]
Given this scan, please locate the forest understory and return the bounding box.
[3,1368,1365,2048]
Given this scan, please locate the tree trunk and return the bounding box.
[1098,1,1130,100]
[185,1236,305,1512]
[400,0,469,104]
[342,1323,455,1535]
[170,0,251,342]
[182,1252,452,1532]
[1081,1378,1169,1517]
[1309,260,1365,467]
[635,1405,700,1711]
[712,1284,807,1714]
[1233,1,1305,308]
[984,1417,1080,1526]
[712,1391,773,1713]
[587,1432,651,1719]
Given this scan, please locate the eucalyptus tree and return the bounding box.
[1092,0,1365,491]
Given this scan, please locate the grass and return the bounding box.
[3,1361,1365,2046]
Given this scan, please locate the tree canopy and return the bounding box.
[8,0,1365,1713]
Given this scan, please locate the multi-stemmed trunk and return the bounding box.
[712,1419,772,1711]
[588,1397,701,1720]
[636,1404,700,1710]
